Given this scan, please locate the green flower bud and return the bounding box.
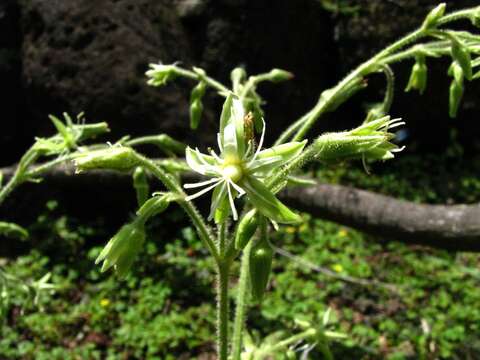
[249,237,274,302]
[136,194,171,223]
[231,67,247,92]
[405,56,427,94]
[95,222,146,277]
[133,166,149,207]
[74,147,139,172]
[190,100,204,130]
[145,63,179,87]
[451,39,472,81]
[266,68,294,83]
[234,209,258,250]
[422,3,446,29]
[449,80,464,118]
[472,8,480,27]
[315,116,405,163]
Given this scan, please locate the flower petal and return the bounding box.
[185,147,219,176]
[241,176,301,224]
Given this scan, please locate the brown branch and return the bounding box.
[280,184,480,252]
[1,162,479,251]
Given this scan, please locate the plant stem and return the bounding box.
[175,67,230,95]
[231,240,253,360]
[217,261,231,360]
[133,153,220,262]
[0,148,39,206]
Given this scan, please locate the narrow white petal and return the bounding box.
[185,181,221,201]
[227,182,238,220]
[184,178,222,189]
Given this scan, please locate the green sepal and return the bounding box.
[249,236,274,302]
[234,209,258,250]
[242,176,301,224]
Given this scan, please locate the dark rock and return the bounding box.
[0,0,28,166]
[20,0,208,147]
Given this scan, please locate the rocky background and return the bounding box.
[1,0,480,167]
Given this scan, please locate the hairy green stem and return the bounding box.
[0,148,39,206]
[133,153,220,262]
[217,262,231,360]
[380,64,395,115]
[175,67,230,95]
[231,240,253,360]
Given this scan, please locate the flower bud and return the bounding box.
[95,222,146,277]
[471,8,480,28]
[266,68,294,83]
[315,116,405,163]
[190,100,204,130]
[145,63,179,87]
[133,166,149,207]
[234,209,258,250]
[405,56,427,94]
[136,194,170,223]
[422,3,446,29]
[449,80,464,118]
[230,67,247,92]
[249,237,274,301]
[74,147,139,172]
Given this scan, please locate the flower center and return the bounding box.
[222,164,243,183]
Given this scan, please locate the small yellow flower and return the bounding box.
[332,264,343,273]
[338,229,348,238]
[100,298,110,307]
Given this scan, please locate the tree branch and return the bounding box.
[1,162,479,251]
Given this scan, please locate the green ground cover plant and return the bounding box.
[1,151,480,359]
